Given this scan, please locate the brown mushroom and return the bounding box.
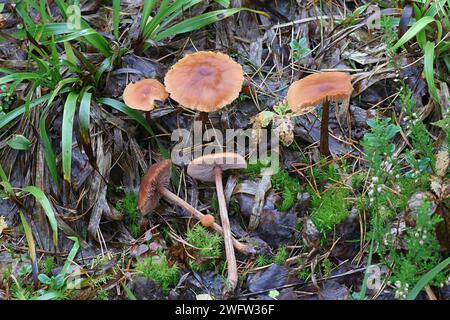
[138,160,252,255]
[123,79,168,111]
[187,152,247,294]
[287,72,353,156]
[164,51,244,124]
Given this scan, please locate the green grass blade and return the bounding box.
[214,0,230,8]
[60,236,80,277]
[97,97,169,159]
[0,93,53,130]
[19,211,39,286]
[390,16,435,52]
[39,111,61,191]
[113,0,121,40]
[140,0,158,33]
[153,8,264,42]
[0,72,42,85]
[122,283,137,300]
[424,41,439,102]
[22,186,59,247]
[62,92,79,184]
[0,163,13,196]
[407,257,450,300]
[78,89,97,170]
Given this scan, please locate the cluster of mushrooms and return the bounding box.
[122,51,354,295]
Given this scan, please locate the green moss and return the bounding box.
[135,254,179,294]
[115,192,140,238]
[310,187,350,235]
[273,246,289,265]
[255,254,270,267]
[186,225,223,272]
[271,169,301,212]
[40,257,55,275]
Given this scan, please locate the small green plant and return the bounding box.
[380,15,398,50]
[40,257,55,275]
[289,38,311,60]
[96,289,109,300]
[273,247,289,266]
[186,225,223,272]
[135,254,180,294]
[115,192,140,238]
[387,201,447,299]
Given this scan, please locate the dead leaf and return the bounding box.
[0,216,7,234]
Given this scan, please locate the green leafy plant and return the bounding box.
[11,237,81,300]
[289,38,311,61]
[387,201,446,299]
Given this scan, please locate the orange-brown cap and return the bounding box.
[138,160,171,214]
[164,51,244,112]
[187,152,247,182]
[123,79,169,111]
[200,214,215,228]
[287,72,353,115]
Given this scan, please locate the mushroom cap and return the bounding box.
[164,51,244,112]
[287,72,353,115]
[138,160,171,214]
[187,152,247,182]
[123,79,169,111]
[200,214,215,228]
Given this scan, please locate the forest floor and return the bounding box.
[0,0,449,300]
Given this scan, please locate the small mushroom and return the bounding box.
[187,152,247,294]
[200,214,215,228]
[123,78,168,123]
[138,160,252,255]
[164,51,244,123]
[287,72,353,156]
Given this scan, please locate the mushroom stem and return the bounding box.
[213,166,238,294]
[199,111,209,126]
[319,100,331,157]
[158,187,252,255]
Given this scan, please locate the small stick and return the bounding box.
[424,285,437,300]
[214,166,238,295]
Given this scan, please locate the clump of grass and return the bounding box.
[135,254,179,294]
[186,225,223,272]
[115,192,140,238]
